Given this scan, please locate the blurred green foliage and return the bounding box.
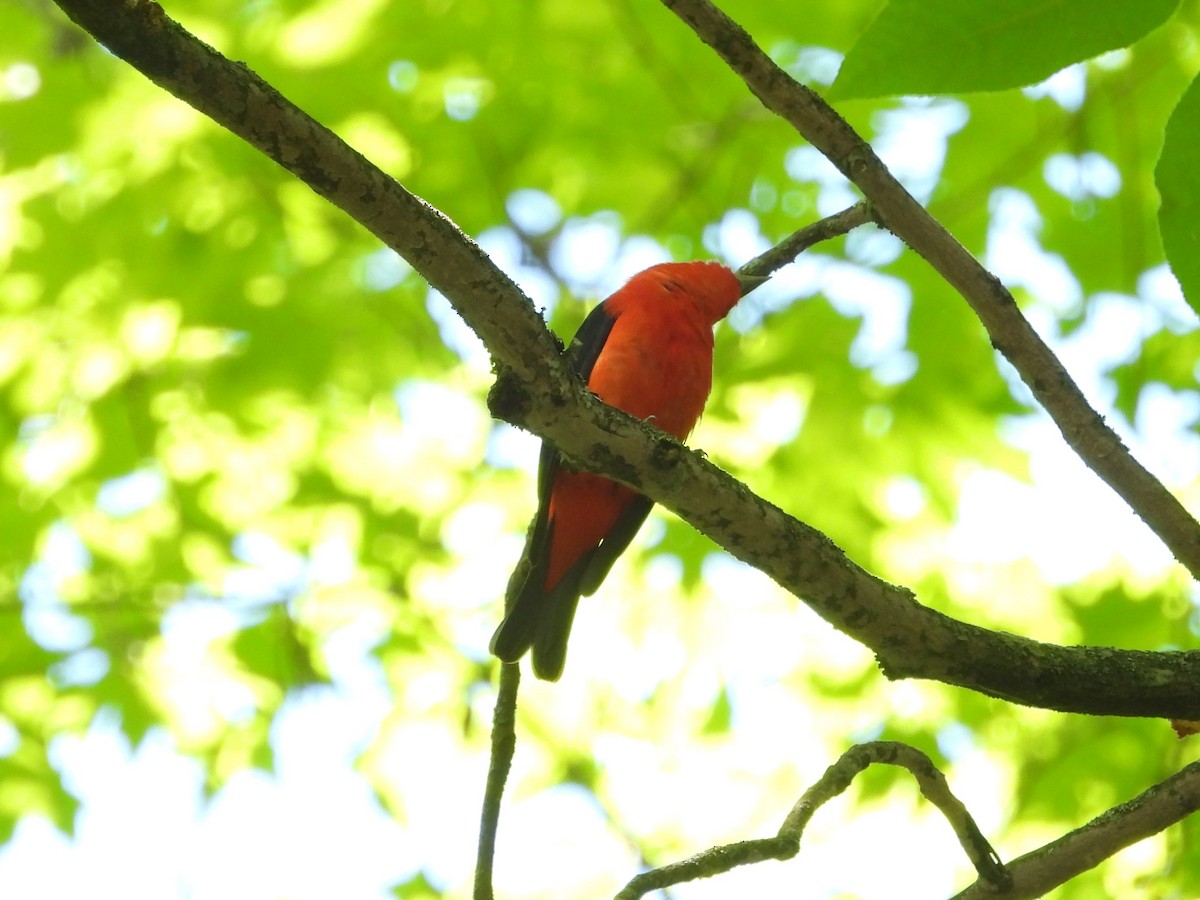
[2,0,1199,895]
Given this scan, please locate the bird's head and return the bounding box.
[632,260,764,325]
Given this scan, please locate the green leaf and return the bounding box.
[830,0,1180,99]
[230,606,325,690]
[701,684,732,734]
[0,746,79,841]
[0,624,59,681]
[1157,72,1200,317]
[393,870,441,899]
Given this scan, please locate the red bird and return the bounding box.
[490,261,762,680]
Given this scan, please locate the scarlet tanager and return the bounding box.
[490,261,763,680]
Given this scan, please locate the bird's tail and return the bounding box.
[490,564,583,682]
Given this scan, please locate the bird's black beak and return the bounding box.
[736,272,770,297]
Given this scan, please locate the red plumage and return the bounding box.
[490,261,748,680]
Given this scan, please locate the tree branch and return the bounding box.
[492,377,1200,716]
[615,741,1009,898]
[50,0,1200,719]
[617,746,1200,899]
[738,199,879,279]
[475,663,520,900]
[954,757,1200,898]
[658,0,1200,582]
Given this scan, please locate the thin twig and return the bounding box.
[738,199,877,280]
[659,0,1200,580]
[474,662,521,900]
[615,741,1008,898]
[779,743,1008,887]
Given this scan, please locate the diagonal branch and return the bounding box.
[953,757,1200,899]
[50,0,1200,718]
[658,0,1200,581]
[488,377,1200,717]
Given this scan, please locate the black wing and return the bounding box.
[490,303,627,679]
[565,299,618,381]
